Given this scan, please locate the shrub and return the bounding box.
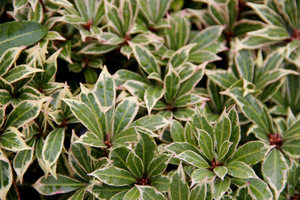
[0,0,299,199]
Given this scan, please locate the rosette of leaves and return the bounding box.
[63,66,169,153]
[114,43,209,122]
[223,83,300,199]
[33,132,110,199]
[188,0,265,46]
[166,107,272,200]
[89,131,171,199]
[236,0,300,68]
[206,48,299,103]
[160,11,226,64]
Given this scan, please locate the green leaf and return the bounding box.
[89,184,131,200]
[144,86,164,114]
[190,183,206,200]
[113,97,139,135]
[127,151,144,178]
[42,128,64,171]
[136,186,166,200]
[282,139,300,158]
[247,3,286,27]
[218,140,233,161]
[124,80,149,100]
[13,138,35,183]
[165,142,200,155]
[4,100,43,129]
[191,168,216,185]
[197,129,214,160]
[70,142,92,174]
[151,175,169,193]
[79,43,118,55]
[177,69,204,98]
[169,44,196,68]
[248,26,290,40]
[170,120,185,142]
[192,114,214,137]
[113,127,139,145]
[68,187,86,200]
[223,87,273,134]
[164,65,180,104]
[135,131,156,169]
[173,93,204,108]
[176,150,210,168]
[235,50,254,82]
[63,99,103,139]
[0,150,13,200]
[147,154,170,177]
[0,21,47,54]
[129,42,160,75]
[206,69,238,89]
[104,0,123,36]
[91,166,136,186]
[110,146,130,170]
[212,177,230,200]
[227,161,256,179]
[94,66,116,112]
[262,149,288,199]
[0,47,23,76]
[215,113,231,153]
[131,115,169,131]
[283,120,300,140]
[230,141,269,165]
[214,166,228,181]
[76,131,106,148]
[123,187,140,200]
[169,163,189,200]
[0,127,31,152]
[113,69,149,86]
[33,175,85,195]
[188,50,221,64]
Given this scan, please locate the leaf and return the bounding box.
[4,100,43,129]
[169,163,189,200]
[177,69,204,98]
[144,86,164,114]
[281,139,300,158]
[151,175,170,193]
[176,150,210,168]
[0,46,23,77]
[13,138,35,183]
[94,66,116,112]
[0,21,47,54]
[113,69,149,86]
[283,119,300,140]
[247,3,286,27]
[90,166,136,186]
[62,99,103,139]
[192,114,214,137]
[68,187,86,200]
[214,166,228,181]
[206,69,238,89]
[227,161,256,179]
[173,93,205,108]
[188,50,221,64]
[248,26,290,40]
[215,113,231,153]
[190,183,206,200]
[76,131,106,148]
[113,127,139,145]
[170,120,185,142]
[33,175,85,195]
[0,150,13,200]
[89,184,131,200]
[79,43,118,55]
[223,87,273,134]
[191,168,216,185]
[230,141,269,165]
[129,42,160,75]
[131,115,169,131]
[42,128,65,170]
[135,131,156,169]
[126,151,144,178]
[123,80,149,100]
[165,142,200,155]
[110,146,130,170]
[212,177,230,200]
[113,97,139,135]
[147,154,170,177]
[3,64,42,83]
[169,44,196,68]
[0,127,31,152]
[70,142,92,174]
[235,50,254,82]
[104,0,123,36]
[123,187,140,200]
[136,186,166,200]
[262,149,288,199]
[197,129,213,160]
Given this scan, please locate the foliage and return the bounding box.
[0,0,299,199]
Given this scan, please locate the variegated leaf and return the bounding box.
[176,150,210,168]
[144,86,164,114]
[130,115,169,131]
[136,186,166,200]
[169,163,189,200]
[164,65,180,103]
[0,149,13,200]
[0,127,31,152]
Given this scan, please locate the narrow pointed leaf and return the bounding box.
[169,163,189,200]
[90,166,136,186]
[127,151,144,178]
[235,50,254,82]
[0,46,24,77]
[262,149,288,199]
[76,131,106,148]
[144,86,164,114]
[170,120,185,142]
[0,21,47,54]
[147,154,170,177]
[165,142,200,155]
[110,146,130,170]
[123,187,140,200]
[70,143,92,173]
[176,150,210,168]
[191,168,216,185]
[131,115,169,131]
[135,131,156,169]
[164,65,180,103]
[113,127,139,145]
[212,177,230,200]
[113,97,139,135]
[0,127,31,152]
[169,44,196,68]
[206,69,238,89]
[190,183,206,200]
[214,166,227,181]
[42,128,65,170]
[136,186,166,200]
[197,129,213,160]
[33,175,85,195]
[0,150,13,200]
[215,114,231,153]
[227,161,256,179]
